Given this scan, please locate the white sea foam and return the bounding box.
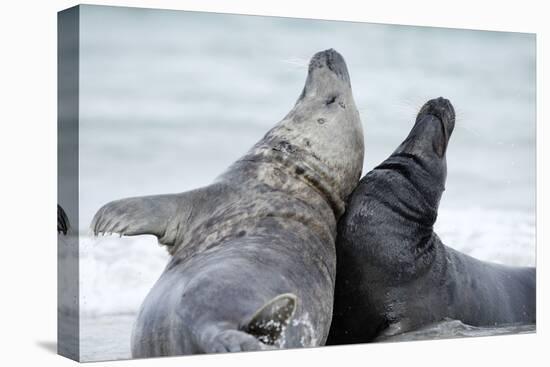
[79,235,169,317]
[436,207,535,267]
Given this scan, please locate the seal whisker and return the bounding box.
[280,57,309,68]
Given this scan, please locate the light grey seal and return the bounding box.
[91,49,364,356]
[327,97,535,345]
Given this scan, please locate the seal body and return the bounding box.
[327,97,535,345]
[91,49,364,356]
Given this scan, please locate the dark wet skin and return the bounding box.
[57,204,69,235]
[327,97,536,345]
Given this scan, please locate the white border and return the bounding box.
[0,1,547,366]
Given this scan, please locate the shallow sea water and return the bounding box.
[65,5,536,361]
[376,320,535,343]
[79,313,535,361]
[80,314,135,361]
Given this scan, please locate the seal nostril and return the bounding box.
[419,97,455,125]
[325,95,337,106]
[307,49,350,86]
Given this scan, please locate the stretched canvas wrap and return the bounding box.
[58,4,536,362]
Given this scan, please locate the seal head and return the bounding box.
[385,97,454,196]
[236,49,364,218]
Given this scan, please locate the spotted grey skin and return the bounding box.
[327,97,535,345]
[91,49,364,356]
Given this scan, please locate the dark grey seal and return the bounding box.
[91,49,364,356]
[327,97,535,345]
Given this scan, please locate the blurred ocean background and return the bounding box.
[69,5,535,361]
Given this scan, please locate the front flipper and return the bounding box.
[91,194,181,245]
[241,293,297,346]
[90,184,224,247]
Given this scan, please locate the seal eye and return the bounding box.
[325,95,337,106]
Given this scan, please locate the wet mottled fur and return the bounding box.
[91,49,364,356]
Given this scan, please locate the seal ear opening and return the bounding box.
[240,293,297,345]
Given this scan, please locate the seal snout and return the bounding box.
[418,97,456,134]
[308,48,351,84]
